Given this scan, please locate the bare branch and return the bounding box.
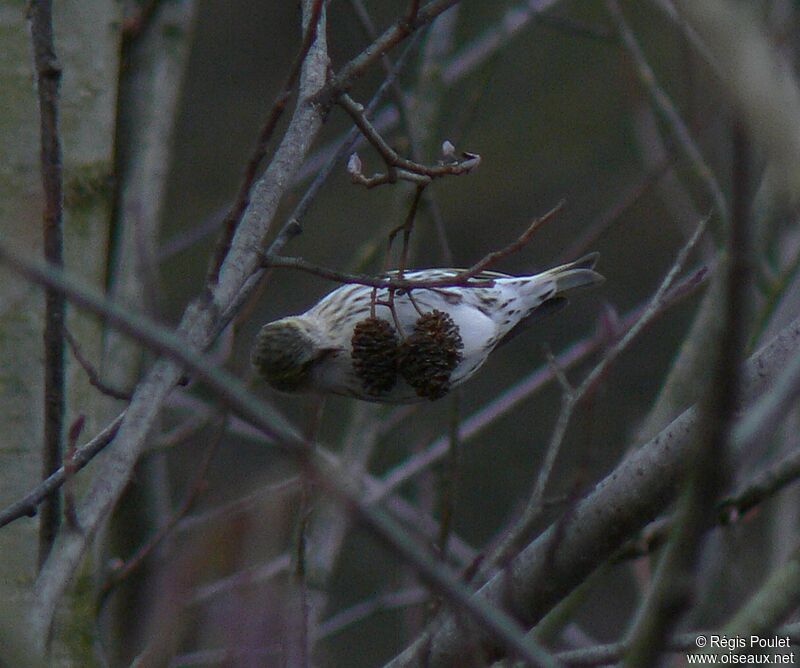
[316,587,427,641]
[615,447,800,563]
[261,202,563,289]
[99,416,224,600]
[29,0,66,570]
[339,93,481,188]
[606,0,728,225]
[206,0,325,284]
[62,415,83,532]
[27,1,330,645]
[374,265,707,508]
[474,216,710,583]
[0,245,558,666]
[0,414,123,529]
[315,0,463,107]
[385,306,800,665]
[64,328,132,401]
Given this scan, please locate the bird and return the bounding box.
[251,254,603,403]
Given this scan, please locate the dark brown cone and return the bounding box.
[351,317,399,396]
[398,310,464,400]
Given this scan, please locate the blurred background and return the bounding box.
[147,2,714,664]
[10,0,800,665]
[148,1,753,665]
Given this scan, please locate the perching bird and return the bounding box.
[252,254,603,403]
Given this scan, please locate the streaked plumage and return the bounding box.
[252,254,603,402]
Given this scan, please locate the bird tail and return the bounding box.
[545,252,605,296]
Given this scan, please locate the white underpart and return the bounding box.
[301,269,560,401]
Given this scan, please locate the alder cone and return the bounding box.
[398,310,464,400]
[351,317,399,396]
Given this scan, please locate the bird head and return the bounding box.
[251,317,329,392]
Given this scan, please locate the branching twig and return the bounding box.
[291,0,564,188]
[341,93,481,188]
[477,215,709,581]
[314,0,463,108]
[0,245,558,668]
[206,0,325,285]
[0,414,123,529]
[64,327,132,401]
[261,202,564,289]
[384,307,800,666]
[373,265,708,508]
[720,448,800,522]
[349,0,457,263]
[606,0,729,226]
[615,446,800,563]
[100,416,224,600]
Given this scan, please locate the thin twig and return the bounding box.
[0,414,124,529]
[750,243,800,348]
[389,183,427,277]
[100,416,225,599]
[176,477,301,535]
[64,327,132,401]
[623,132,747,666]
[154,412,209,449]
[441,0,562,86]
[348,0,418,147]
[557,150,678,263]
[606,0,729,226]
[314,0,463,108]
[316,587,428,640]
[220,37,423,333]
[0,245,559,668]
[721,448,800,522]
[289,398,324,668]
[191,553,292,605]
[614,446,800,563]
[62,415,84,532]
[478,215,710,580]
[373,264,708,508]
[468,201,565,276]
[341,93,481,188]
[261,202,564,289]
[206,0,325,285]
[29,0,66,570]
[437,390,461,558]
[261,253,493,289]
